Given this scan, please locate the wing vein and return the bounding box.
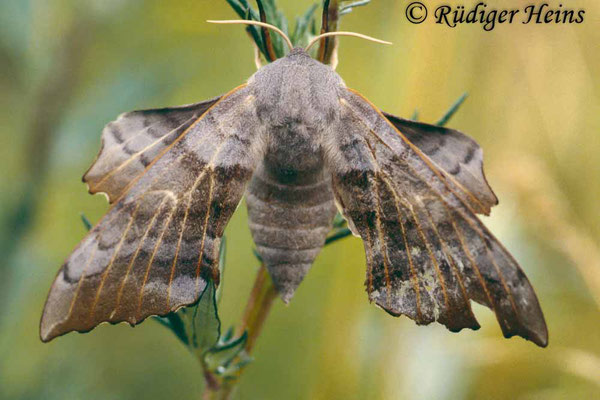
[89,201,142,320]
[419,200,472,308]
[96,115,198,178]
[402,160,521,321]
[64,206,132,322]
[112,196,170,318]
[362,136,423,319]
[165,190,195,310]
[395,194,424,321]
[90,117,197,194]
[371,174,393,308]
[404,198,451,311]
[195,174,215,292]
[136,201,178,318]
[399,160,498,311]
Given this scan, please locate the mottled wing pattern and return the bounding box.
[382,113,498,215]
[325,88,547,347]
[84,96,221,202]
[41,85,264,342]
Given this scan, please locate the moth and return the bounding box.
[41,20,548,347]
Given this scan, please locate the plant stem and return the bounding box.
[317,0,338,64]
[203,264,277,399]
[237,264,278,352]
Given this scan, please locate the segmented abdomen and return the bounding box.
[246,163,337,302]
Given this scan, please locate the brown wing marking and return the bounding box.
[419,204,480,330]
[401,156,521,326]
[88,201,142,321]
[166,172,213,310]
[136,200,178,320]
[112,195,171,317]
[106,86,244,204]
[351,97,518,325]
[367,139,449,324]
[327,90,547,346]
[41,84,263,341]
[369,173,393,309]
[63,205,133,323]
[194,174,215,293]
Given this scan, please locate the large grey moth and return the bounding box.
[40,20,547,347]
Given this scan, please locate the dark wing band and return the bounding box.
[324,88,547,347]
[41,85,264,341]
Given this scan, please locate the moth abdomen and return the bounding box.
[246,163,337,302]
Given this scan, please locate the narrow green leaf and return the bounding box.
[291,3,319,46]
[166,313,190,345]
[276,9,289,56]
[225,0,266,58]
[80,212,92,231]
[436,92,468,127]
[252,248,263,262]
[310,15,318,35]
[222,326,235,342]
[325,227,353,245]
[219,356,253,377]
[204,331,249,372]
[154,313,189,345]
[411,109,419,121]
[340,0,371,14]
[225,0,247,16]
[225,0,373,60]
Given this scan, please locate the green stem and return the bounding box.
[236,265,278,352]
[202,265,277,399]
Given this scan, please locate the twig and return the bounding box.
[202,265,277,399]
[317,0,339,64]
[257,0,278,62]
[237,265,278,352]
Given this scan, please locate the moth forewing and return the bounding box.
[40,85,265,341]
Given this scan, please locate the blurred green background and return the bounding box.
[1,0,599,399]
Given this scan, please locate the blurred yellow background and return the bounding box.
[1,0,598,399]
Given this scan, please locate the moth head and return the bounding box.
[207,20,391,65]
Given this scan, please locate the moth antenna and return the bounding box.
[305,32,392,52]
[207,20,293,52]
